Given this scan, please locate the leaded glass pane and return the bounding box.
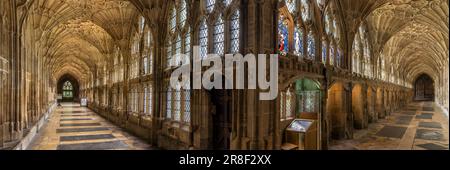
[185,30,191,65]
[166,87,172,119]
[300,0,310,21]
[330,44,335,65]
[298,91,320,113]
[63,81,73,90]
[183,89,191,123]
[225,0,232,6]
[230,10,240,53]
[180,0,187,27]
[206,0,216,13]
[144,57,148,74]
[170,7,176,32]
[144,87,148,113]
[167,42,172,68]
[286,90,293,118]
[285,0,297,14]
[294,26,303,56]
[199,20,208,59]
[278,13,289,56]
[175,35,182,65]
[213,16,225,56]
[148,85,153,116]
[337,48,342,67]
[139,16,145,33]
[325,13,331,34]
[307,31,315,59]
[322,41,327,64]
[174,88,181,121]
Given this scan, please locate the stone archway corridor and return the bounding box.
[28,103,152,150]
[330,102,448,150]
[1,0,448,151]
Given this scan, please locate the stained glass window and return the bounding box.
[180,0,187,27]
[206,0,216,13]
[333,19,338,39]
[174,87,181,122]
[278,13,289,56]
[170,7,176,32]
[166,86,172,119]
[230,10,240,54]
[63,81,73,98]
[167,41,172,68]
[213,15,225,56]
[144,29,153,75]
[325,13,331,34]
[352,32,361,73]
[148,85,153,116]
[175,35,182,65]
[139,17,145,33]
[322,41,327,64]
[144,87,147,113]
[294,26,304,56]
[300,0,310,21]
[225,0,232,6]
[286,89,293,118]
[337,48,342,67]
[298,91,320,113]
[183,80,191,123]
[285,0,296,14]
[63,81,73,90]
[307,31,315,59]
[199,19,208,59]
[330,43,335,66]
[185,29,191,65]
[143,57,149,74]
[316,0,325,8]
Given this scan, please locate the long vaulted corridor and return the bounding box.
[28,103,151,150]
[1,0,449,150]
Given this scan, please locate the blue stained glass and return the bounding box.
[294,26,304,56]
[307,32,315,59]
[278,14,289,56]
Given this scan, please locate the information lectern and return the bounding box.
[285,119,318,150]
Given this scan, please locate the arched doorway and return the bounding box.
[327,82,352,139]
[62,81,74,101]
[414,74,434,101]
[57,74,80,103]
[209,89,232,150]
[352,83,367,129]
[367,87,377,123]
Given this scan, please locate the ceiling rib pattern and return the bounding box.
[25,0,139,83]
[366,0,448,83]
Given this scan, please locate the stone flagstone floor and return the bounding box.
[28,103,152,150]
[330,102,449,150]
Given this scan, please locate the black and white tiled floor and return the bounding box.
[330,102,449,150]
[28,103,152,150]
